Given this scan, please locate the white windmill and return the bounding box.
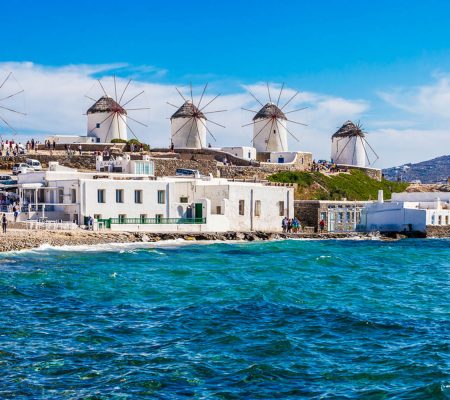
[242,83,307,152]
[168,83,225,149]
[86,77,150,143]
[331,121,379,167]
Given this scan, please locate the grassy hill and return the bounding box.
[268,170,409,201]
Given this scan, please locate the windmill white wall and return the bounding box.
[253,117,288,152]
[331,136,366,167]
[87,112,128,143]
[171,117,207,149]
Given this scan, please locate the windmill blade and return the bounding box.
[251,118,273,142]
[286,118,308,127]
[241,107,257,113]
[276,82,285,107]
[203,109,227,114]
[242,121,256,128]
[284,106,308,115]
[185,117,196,147]
[199,93,221,111]
[118,78,132,104]
[172,117,194,137]
[116,111,122,140]
[280,91,299,110]
[206,118,225,129]
[0,115,18,135]
[247,89,264,107]
[98,79,108,97]
[266,82,272,103]
[361,137,379,163]
[119,114,141,142]
[125,107,151,111]
[274,119,290,150]
[0,72,12,91]
[88,112,113,135]
[0,104,26,116]
[113,75,118,102]
[175,87,187,102]
[0,89,24,102]
[197,83,208,109]
[166,102,179,108]
[283,122,300,142]
[85,95,98,103]
[122,90,144,107]
[197,117,217,142]
[351,138,357,165]
[189,82,193,104]
[265,119,276,151]
[126,114,148,127]
[103,111,117,142]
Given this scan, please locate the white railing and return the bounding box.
[25,220,78,231]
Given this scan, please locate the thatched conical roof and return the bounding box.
[87,96,127,115]
[171,100,206,120]
[253,103,287,121]
[332,120,365,138]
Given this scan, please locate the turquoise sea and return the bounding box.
[0,239,449,399]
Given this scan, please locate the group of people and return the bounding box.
[311,160,346,173]
[282,216,301,233]
[44,139,56,151]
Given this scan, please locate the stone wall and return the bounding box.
[340,165,382,181]
[294,201,321,232]
[426,225,450,237]
[0,154,97,171]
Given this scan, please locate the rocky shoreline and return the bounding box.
[0,229,389,252]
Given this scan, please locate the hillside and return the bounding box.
[268,170,409,201]
[383,155,450,184]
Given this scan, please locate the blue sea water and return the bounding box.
[0,239,449,399]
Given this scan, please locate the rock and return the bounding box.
[141,234,150,242]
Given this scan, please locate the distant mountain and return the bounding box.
[383,155,450,184]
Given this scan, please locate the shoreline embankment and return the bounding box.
[0,229,394,252]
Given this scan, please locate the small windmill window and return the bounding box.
[96,123,100,128]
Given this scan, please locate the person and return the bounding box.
[319,219,325,232]
[282,217,288,233]
[170,141,174,153]
[53,140,56,150]
[78,144,82,155]
[87,215,94,230]
[12,205,18,222]
[2,213,7,234]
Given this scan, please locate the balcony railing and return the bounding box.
[109,217,206,225]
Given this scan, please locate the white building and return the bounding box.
[358,191,450,233]
[331,121,367,167]
[171,100,206,149]
[221,147,256,161]
[87,96,128,143]
[252,103,288,152]
[16,165,293,233]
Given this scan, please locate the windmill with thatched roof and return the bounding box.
[331,121,379,167]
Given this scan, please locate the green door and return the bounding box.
[195,203,203,220]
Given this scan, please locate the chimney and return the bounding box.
[378,190,384,203]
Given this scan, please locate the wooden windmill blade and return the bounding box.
[0,71,26,138]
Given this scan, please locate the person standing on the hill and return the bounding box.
[2,213,7,234]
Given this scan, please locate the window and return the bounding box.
[180,196,188,203]
[278,201,284,216]
[438,215,442,225]
[71,188,76,204]
[97,189,105,203]
[116,189,124,203]
[135,190,143,204]
[155,214,163,223]
[118,214,126,223]
[446,216,449,225]
[58,189,64,204]
[73,214,78,224]
[216,206,222,214]
[239,200,245,215]
[94,214,101,220]
[254,200,261,217]
[96,123,100,128]
[140,214,147,223]
[157,190,165,204]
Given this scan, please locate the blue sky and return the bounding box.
[2,0,450,167]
